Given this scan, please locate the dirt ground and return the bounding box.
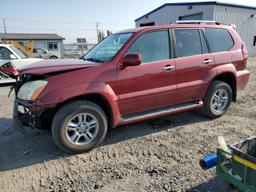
[0,59,255,192]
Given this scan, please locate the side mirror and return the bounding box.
[10,54,17,60]
[122,53,142,68]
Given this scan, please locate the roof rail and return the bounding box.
[172,20,219,24]
[171,20,237,29]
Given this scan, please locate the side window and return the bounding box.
[205,28,234,52]
[127,30,170,63]
[175,29,202,57]
[48,42,59,51]
[0,47,12,60]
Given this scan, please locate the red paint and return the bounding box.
[15,24,250,128]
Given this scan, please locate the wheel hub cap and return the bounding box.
[65,113,99,146]
[210,88,229,114]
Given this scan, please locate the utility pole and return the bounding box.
[96,22,99,43]
[3,18,7,34]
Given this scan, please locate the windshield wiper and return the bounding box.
[84,58,104,63]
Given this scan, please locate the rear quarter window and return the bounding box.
[205,28,234,53]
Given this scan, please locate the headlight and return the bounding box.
[17,80,48,101]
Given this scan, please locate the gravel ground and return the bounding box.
[0,59,255,192]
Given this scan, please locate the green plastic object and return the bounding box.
[216,137,256,192]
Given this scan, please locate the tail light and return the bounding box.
[241,43,248,60]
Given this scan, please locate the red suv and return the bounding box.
[4,21,250,153]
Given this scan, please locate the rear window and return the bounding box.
[205,28,234,53]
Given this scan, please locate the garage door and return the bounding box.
[179,13,203,20]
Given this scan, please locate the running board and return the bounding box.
[120,101,203,125]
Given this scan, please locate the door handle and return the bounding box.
[203,59,213,64]
[162,65,175,71]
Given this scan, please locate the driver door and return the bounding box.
[117,30,177,115]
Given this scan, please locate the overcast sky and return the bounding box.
[1,0,255,43]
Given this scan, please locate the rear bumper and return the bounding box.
[237,70,250,90]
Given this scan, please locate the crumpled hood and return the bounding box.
[19,59,100,75]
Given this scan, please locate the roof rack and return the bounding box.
[172,20,220,24]
[171,20,237,29]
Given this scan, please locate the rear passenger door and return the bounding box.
[173,29,214,104]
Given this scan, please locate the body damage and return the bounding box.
[9,59,119,129]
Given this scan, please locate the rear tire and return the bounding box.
[201,81,232,118]
[52,100,108,154]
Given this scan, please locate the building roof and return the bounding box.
[0,33,65,40]
[135,1,256,21]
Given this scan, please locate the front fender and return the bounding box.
[36,82,121,127]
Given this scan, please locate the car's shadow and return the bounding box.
[0,110,210,171]
[187,177,229,192]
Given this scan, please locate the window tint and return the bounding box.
[175,29,202,57]
[127,30,170,63]
[0,47,12,60]
[205,28,234,52]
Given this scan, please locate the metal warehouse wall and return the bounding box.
[214,5,256,57]
[135,5,215,27]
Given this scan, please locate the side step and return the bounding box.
[120,100,203,125]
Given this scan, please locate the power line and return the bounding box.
[3,26,120,32]
[2,17,133,26]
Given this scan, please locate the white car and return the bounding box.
[0,44,43,69]
[32,48,59,59]
[0,44,43,81]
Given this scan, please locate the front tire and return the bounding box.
[201,81,232,118]
[52,101,108,154]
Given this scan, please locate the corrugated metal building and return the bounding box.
[0,33,65,58]
[135,1,256,57]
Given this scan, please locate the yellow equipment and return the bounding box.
[3,40,34,57]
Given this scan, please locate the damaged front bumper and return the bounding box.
[12,98,51,134]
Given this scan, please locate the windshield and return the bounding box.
[10,46,28,59]
[84,32,134,63]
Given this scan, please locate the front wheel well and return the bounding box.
[41,94,113,130]
[212,73,237,101]
[61,94,113,128]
